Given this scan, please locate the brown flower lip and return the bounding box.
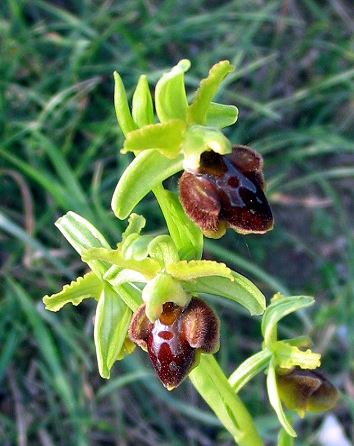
[129,297,220,390]
[179,145,274,238]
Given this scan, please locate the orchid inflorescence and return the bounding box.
[43,60,338,445]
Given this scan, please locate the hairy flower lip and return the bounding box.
[179,145,273,238]
[129,297,220,389]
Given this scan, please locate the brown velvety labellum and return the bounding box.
[129,298,220,390]
[179,145,273,236]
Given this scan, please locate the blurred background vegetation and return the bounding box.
[0,0,353,445]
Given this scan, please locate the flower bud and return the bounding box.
[129,297,219,390]
[276,367,339,417]
[179,145,273,238]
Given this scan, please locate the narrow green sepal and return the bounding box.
[206,102,238,128]
[183,270,266,315]
[132,75,155,127]
[55,211,111,277]
[187,60,234,125]
[111,150,183,219]
[43,271,102,311]
[155,59,190,122]
[114,71,137,136]
[147,235,180,267]
[122,119,186,158]
[94,284,132,378]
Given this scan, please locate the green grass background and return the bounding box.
[0,0,353,445]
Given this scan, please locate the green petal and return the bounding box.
[111,150,183,219]
[43,271,102,312]
[184,270,266,315]
[267,360,297,437]
[155,59,190,122]
[132,75,155,128]
[82,247,161,279]
[273,341,321,370]
[122,119,186,157]
[187,60,234,125]
[152,186,203,261]
[55,211,111,277]
[94,284,132,378]
[206,102,238,128]
[167,259,233,281]
[261,295,315,347]
[113,71,137,136]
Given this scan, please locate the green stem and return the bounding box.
[189,354,264,446]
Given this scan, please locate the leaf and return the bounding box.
[184,270,266,315]
[122,119,186,158]
[94,284,132,378]
[187,60,234,125]
[43,272,102,312]
[111,150,183,219]
[261,295,315,346]
[267,360,297,437]
[206,102,239,128]
[132,75,155,128]
[167,260,233,282]
[55,211,111,277]
[113,71,137,136]
[155,59,190,122]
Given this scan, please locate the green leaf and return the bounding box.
[132,75,155,127]
[267,360,297,437]
[261,295,315,347]
[122,119,186,158]
[184,270,266,315]
[43,272,102,312]
[55,211,111,277]
[111,150,183,219]
[155,59,190,122]
[94,284,132,378]
[187,60,234,125]
[152,186,203,260]
[113,71,137,136]
[206,102,239,128]
[167,260,233,281]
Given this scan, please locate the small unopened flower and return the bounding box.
[179,145,273,238]
[129,297,219,390]
[276,366,339,417]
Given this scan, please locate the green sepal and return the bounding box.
[132,75,155,128]
[187,60,234,125]
[113,71,137,136]
[183,270,266,315]
[43,271,102,312]
[111,150,183,219]
[167,259,233,282]
[121,119,186,157]
[55,211,111,277]
[152,186,203,261]
[261,295,315,347]
[155,59,190,122]
[82,247,161,280]
[94,283,132,378]
[206,102,238,128]
[267,359,297,437]
[142,273,190,322]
